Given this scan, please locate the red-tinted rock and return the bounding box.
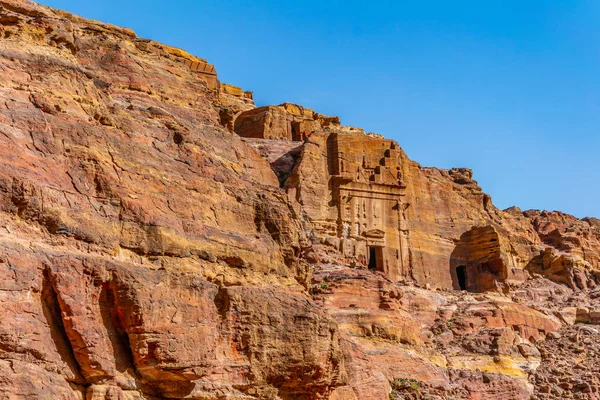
[0,1,343,397]
[1,1,600,399]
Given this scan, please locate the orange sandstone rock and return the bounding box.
[234,103,340,141]
[0,1,343,398]
[1,1,600,399]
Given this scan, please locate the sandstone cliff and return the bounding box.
[0,1,599,400]
[0,1,341,398]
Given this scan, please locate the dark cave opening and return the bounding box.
[456,265,467,290]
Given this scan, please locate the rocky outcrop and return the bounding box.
[1,1,600,399]
[286,131,407,281]
[0,1,343,398]
[243,139,304,187]
[216,83,255,132]
[281,129,542,290]
[234,103,340,141]
[311,263,562,400]
[530,324,600,399]
[520,209,600,290]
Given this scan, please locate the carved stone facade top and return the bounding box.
[234,103,340,141]
[182,58,219,89]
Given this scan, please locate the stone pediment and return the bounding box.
[362,229,386,239]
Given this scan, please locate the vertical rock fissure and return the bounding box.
[213,287,231,332]
[40,268,87,386]
[98,280,138,377]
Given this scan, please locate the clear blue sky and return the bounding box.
[40,1,599,218]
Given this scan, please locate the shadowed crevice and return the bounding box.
[41,268,87,385]
[213,287,230,322]
[98,281,137,376]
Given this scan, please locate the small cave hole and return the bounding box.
[456,265,467,290]
[173,131,184,144]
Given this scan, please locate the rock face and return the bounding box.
[522,209,600,290]
[530,324,600,399]
[286,131,407,281]
[234,103,340,141]
[0,1,599,400]
[0,1,342,398]
[283,130,544,290]
[216,83,255,132]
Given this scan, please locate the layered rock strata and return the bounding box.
[0,1,342,398]
[234,103,340,141]
[0,1,599,400]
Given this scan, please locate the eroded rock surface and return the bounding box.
[234,103,340,141]
[1,1,599,399]
[0,1,342,398]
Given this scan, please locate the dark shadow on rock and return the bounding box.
[449,226,506,292]
[41,268,87,384]
[271,144,303,188]
[98,281,136,376]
